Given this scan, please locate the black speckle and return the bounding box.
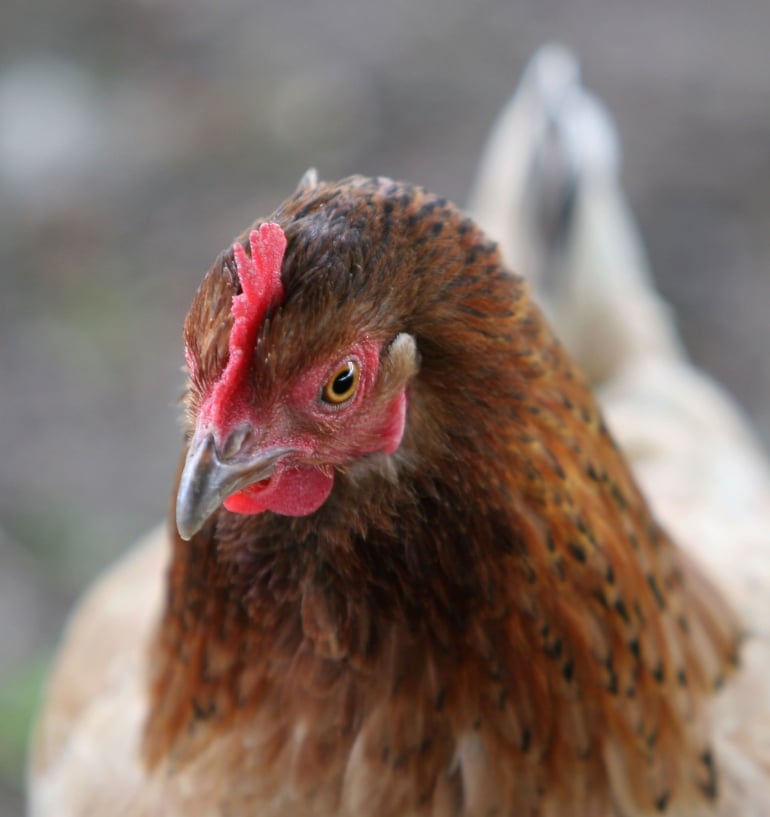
[576,516,592,540]
[521,728,532,753]
[610,483,628,511]
[192,698,215,720]
[677,668,688,687]
[551,458,566,480]
[458,304,491,319]
[652,662,665,684]
[591,589,609,610]
[655,790,671,812]
[465,246,481,264]
[629,638,641,660]
[295,199,319,219]
[562,658,575,683]
[647,573,667,609]
[614,599,630,624]
[605,564,615,585]
[545,638,563,662]
[418,200,439,219]
[430,220,444,236]
[698,750,718,799]
[568,542,587,563]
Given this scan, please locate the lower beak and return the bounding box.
[175,432,289,540]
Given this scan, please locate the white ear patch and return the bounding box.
[385,333,419,384]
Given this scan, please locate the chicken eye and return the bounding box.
[322,361,360,405]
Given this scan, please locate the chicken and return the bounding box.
[30,49,770,817]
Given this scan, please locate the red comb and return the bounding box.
[202,222,287,431]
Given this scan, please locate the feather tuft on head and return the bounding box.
[203,222,287,432]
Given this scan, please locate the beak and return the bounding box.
[175,432,289,540]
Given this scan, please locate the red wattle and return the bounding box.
[223,465,334,517]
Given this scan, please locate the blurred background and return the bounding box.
[1,1,769,813]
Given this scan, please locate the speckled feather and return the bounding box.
[142,176,741,816]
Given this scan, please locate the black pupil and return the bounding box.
[332,364,355,395]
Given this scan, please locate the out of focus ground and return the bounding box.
[1,2,769,813]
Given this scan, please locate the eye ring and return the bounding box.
[322,360,360,405]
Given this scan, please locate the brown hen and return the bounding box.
[35,43,770,817]
[30,167,745,817]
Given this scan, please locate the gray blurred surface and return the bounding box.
[1,1,769,813]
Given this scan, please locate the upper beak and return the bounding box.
[175,431,289,540]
